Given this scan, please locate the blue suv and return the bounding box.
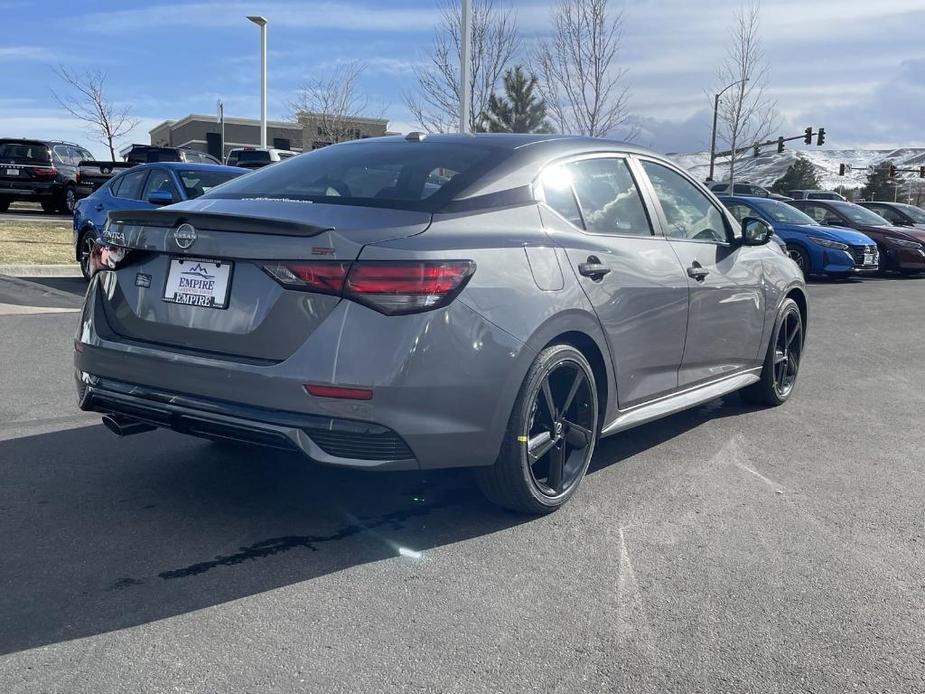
[720,195,879,277]
[73,162,245,279]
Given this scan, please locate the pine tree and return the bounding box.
[861,161,901,201]
[478,66,554,134]
[771,158,820,193]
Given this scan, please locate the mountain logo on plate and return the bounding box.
[173,223,197,250]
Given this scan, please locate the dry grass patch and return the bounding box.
[0,221,74,264]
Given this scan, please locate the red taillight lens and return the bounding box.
[261,260,475,315]
[32,166,57,178]
[262,262,350,294]
[345,261,476,315]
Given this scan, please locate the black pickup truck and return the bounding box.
[76,145,223,194]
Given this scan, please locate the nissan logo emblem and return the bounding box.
[174,223,197,250]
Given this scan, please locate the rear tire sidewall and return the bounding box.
[78,232,95,280]
[59,186,76,215]
[746,297,803,407]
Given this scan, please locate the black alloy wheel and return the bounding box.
[772,305,803,399]
[477,344,598,514]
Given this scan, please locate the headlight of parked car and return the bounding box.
[883,237,923,250]
[809,236,849,250]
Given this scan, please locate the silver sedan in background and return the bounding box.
[75,134,807,513]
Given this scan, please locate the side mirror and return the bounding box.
[741,217,773,246]
[146,190,174,206]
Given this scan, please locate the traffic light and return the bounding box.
[839,163,846,176]
[888,164,897,178]
[777,137,785,153]
[919,166,924,179]
[803,127,813,145]
[753,143,760,158]
[816,128,825,146]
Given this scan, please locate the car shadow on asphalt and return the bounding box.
[0,397,755,656]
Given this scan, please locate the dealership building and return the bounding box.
[147,112,392,161]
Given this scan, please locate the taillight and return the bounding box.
[262,261,349,295]
[345,261,475,315]
[32,166,57,178]
[261,260,475,315]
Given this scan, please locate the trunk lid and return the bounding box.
[97,198,431,361]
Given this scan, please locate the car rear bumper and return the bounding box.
[0,181,59,199]
[77,374,419,470]
[74,273,532,471]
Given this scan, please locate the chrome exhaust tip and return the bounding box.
[101,414,156,437]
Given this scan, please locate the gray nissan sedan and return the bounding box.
[75,134,807,513]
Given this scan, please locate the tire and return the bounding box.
[78,231,95,280]
[476,344,599,514]
[786,244,810,277]
[58,185,77,215]
[740,298,804,407]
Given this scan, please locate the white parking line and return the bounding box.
[0,302,80,316]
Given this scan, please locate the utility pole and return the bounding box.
[707,78,748,184]
[459,0,472,133]
[247,15,268,148]
[217,98,224,162]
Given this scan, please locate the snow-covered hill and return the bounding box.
[670,148,925,190]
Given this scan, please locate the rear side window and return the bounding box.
[176,169,243,198]
[141,169,179,202]
[113,168,148,200]
[800,204,833,224]
[539,164,584,228]
[569,159,652,236]
[204,141,505,212]
[641,161,729,243]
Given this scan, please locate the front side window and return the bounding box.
[724,202,754,224]
[141,169,178,202]
[867,205,902,224]
[568,158,652,236]
[642,161,729,243]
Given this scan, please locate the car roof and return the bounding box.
[345,132,660,156]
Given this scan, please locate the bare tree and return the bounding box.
[715,2,778,185]
[533,0,632,138]
[288,61,376,145]
[51,66,138,161]
[404,0,519,132]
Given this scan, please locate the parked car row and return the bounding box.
[708,181,847,202]
[718,194,925,277]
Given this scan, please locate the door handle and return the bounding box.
[687,263,710,281]
[578,257,611,280]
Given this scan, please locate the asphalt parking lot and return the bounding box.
[0,274,923,693]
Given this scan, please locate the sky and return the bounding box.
[0,0,923,159]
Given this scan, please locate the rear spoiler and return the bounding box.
[106,208,333,237]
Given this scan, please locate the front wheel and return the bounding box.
[786,244,810,277]
[58,186,77,215]
[741,298,804,407]
[476,344,599,514]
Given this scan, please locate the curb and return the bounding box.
[0,264,82,278]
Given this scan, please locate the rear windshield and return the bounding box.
[176,169,245,198]
[128,147,181,164]
[203,140,506,212]
[236,150,271,163]
[0,141,51,163]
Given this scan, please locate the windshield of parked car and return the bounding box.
[895,203,925,223]
[203,141,506,211]
[0,140,51,163]
[753,199,817,225]
[830,201,892,226]
[177,169,245,198]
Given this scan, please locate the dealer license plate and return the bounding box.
[5,168,18,176]
[162,258,232,309]
[864,253,873,265]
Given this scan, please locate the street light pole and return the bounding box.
[459,0,472,133]
[247,15,268,149]
[707,78,748,185]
